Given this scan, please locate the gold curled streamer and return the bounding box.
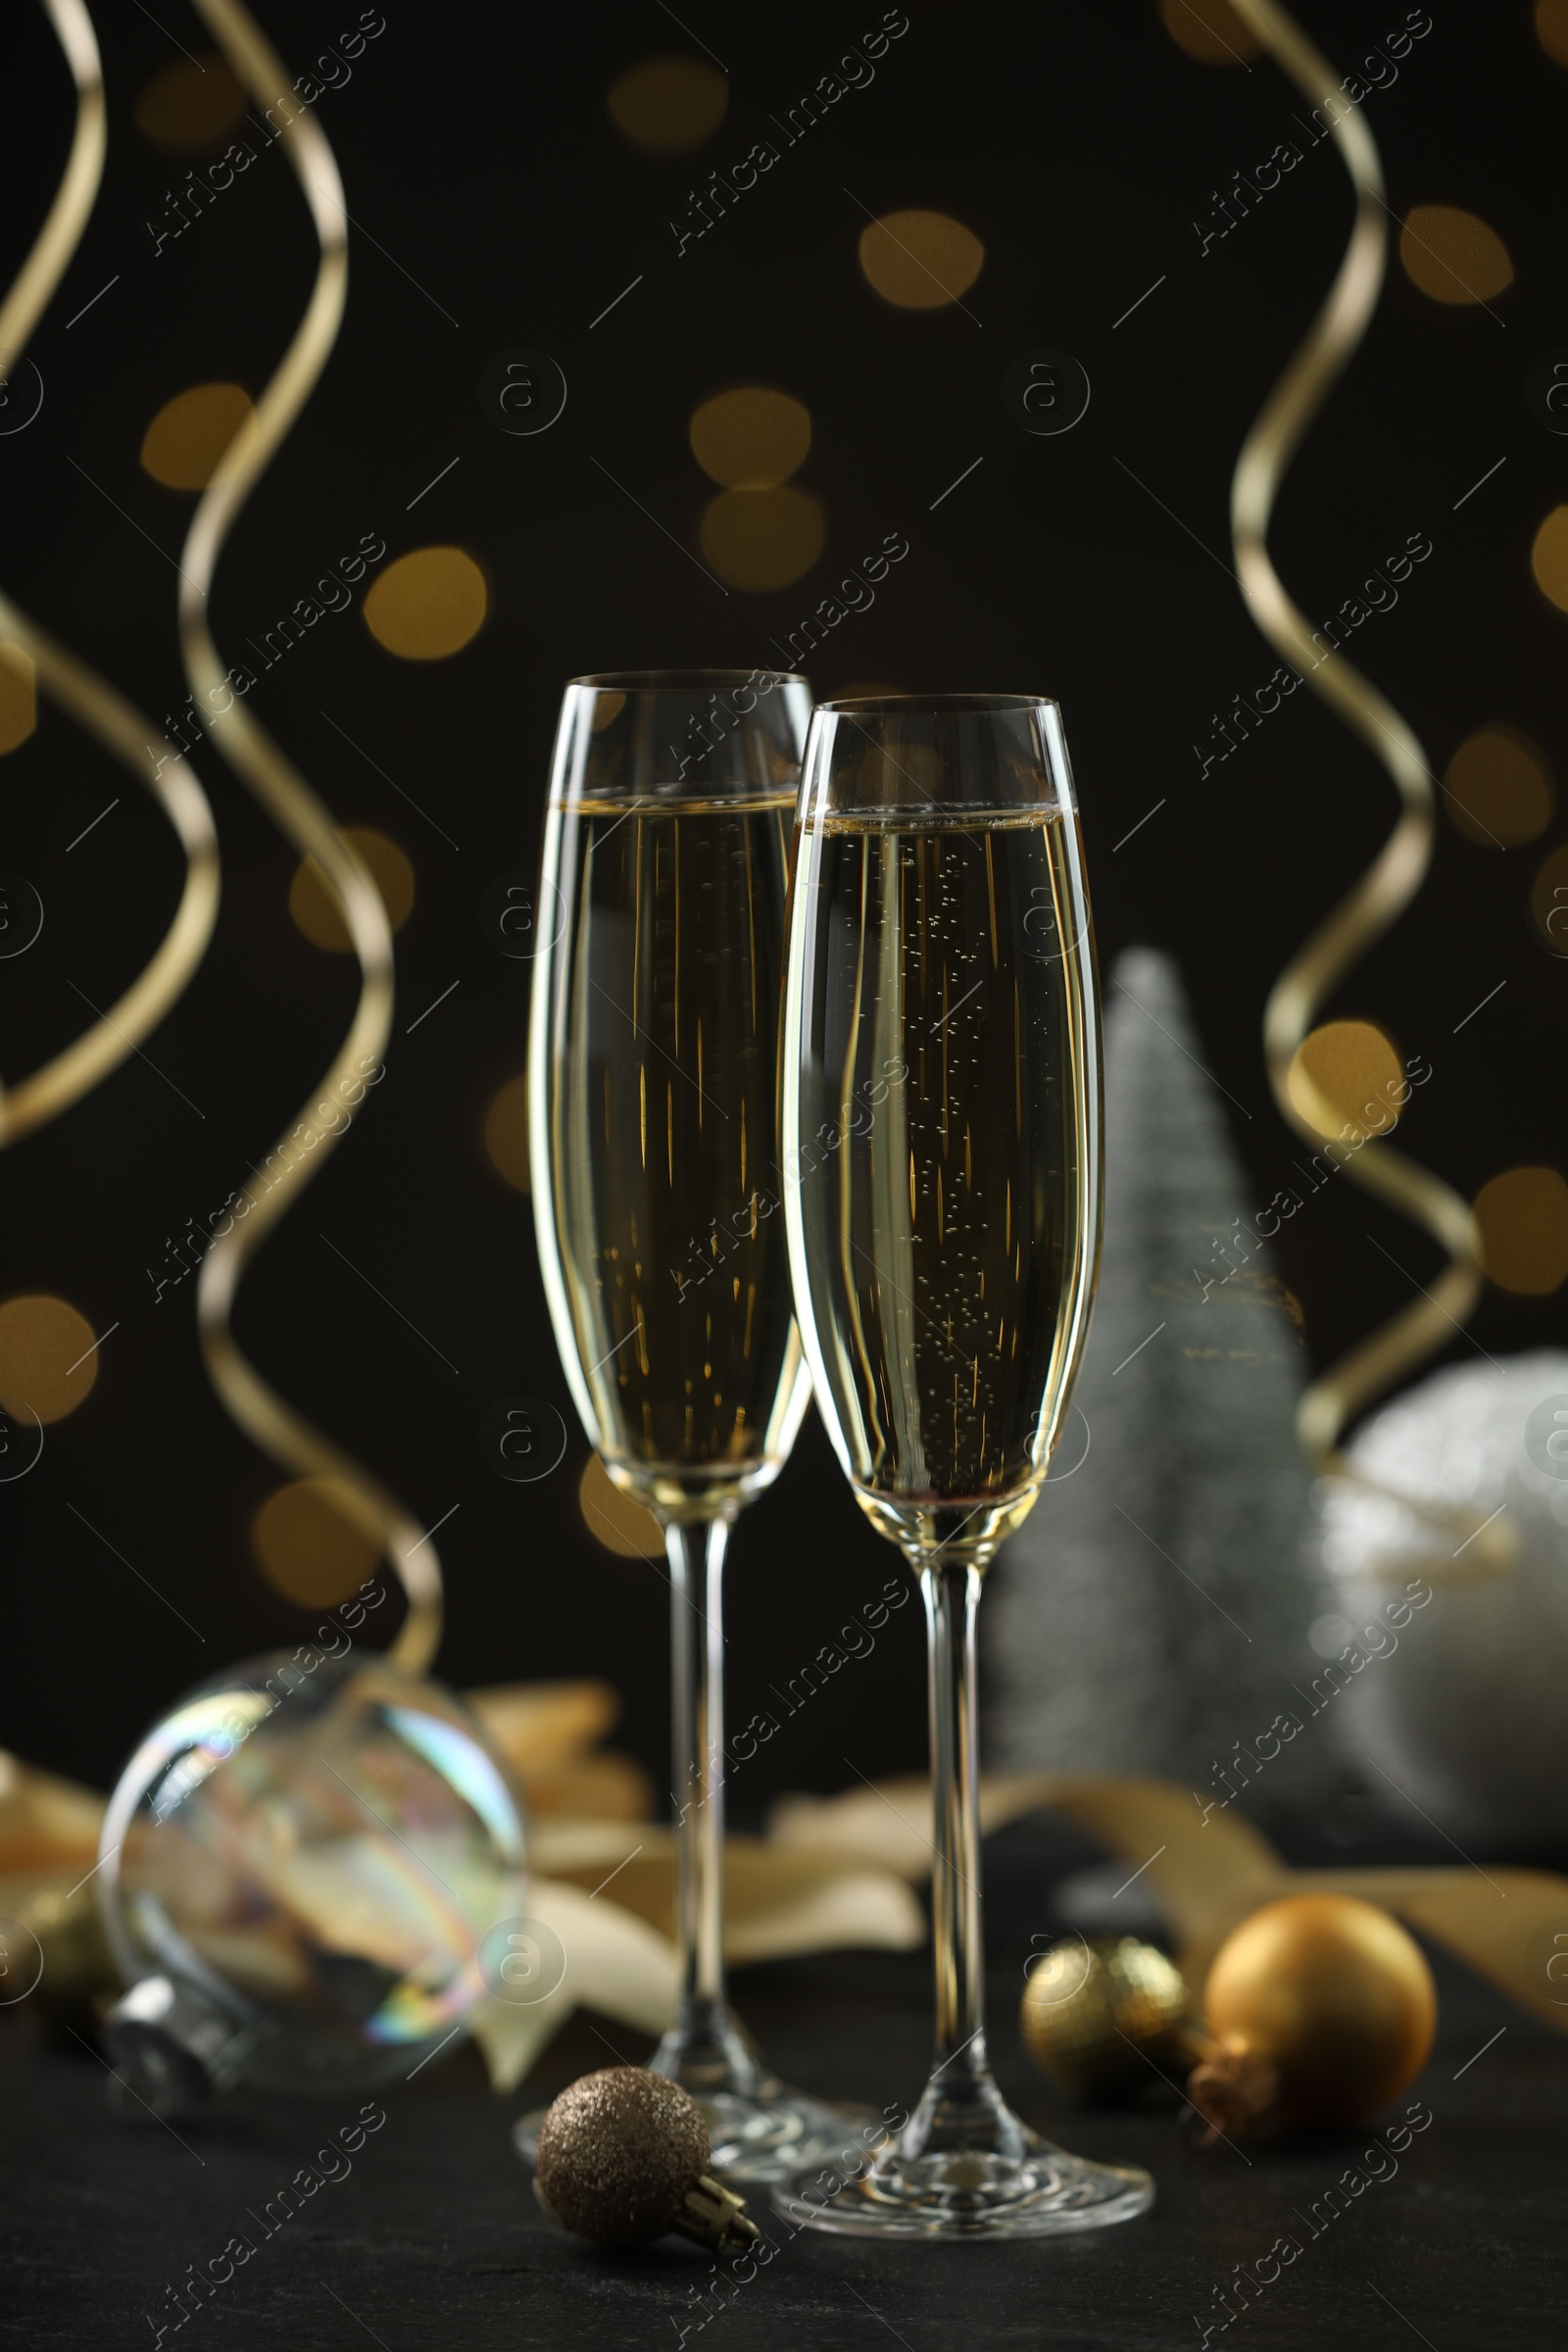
[181,0,441,1671]
[0,0,219,1147]
[1224,0,1503,1576]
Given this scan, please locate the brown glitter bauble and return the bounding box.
[534,2068,711,2245]
[1020,1936,1193,2100]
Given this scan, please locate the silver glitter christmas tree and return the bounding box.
[986,946,1339,1818]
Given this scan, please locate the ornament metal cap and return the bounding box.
[674,2175,760,2252]
[101,1975,256,2114]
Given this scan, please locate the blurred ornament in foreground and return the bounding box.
[1530,506,1568,615]
[1188,1893,1436,2138]
[96,1654,525,2110]
[1311,1351,1568,1848]
[1020,1935,1193,2100]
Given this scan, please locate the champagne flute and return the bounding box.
[777,694,1153,2236]
[525,669,868,2180]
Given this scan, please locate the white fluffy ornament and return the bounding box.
[1310,1350,1568,1851]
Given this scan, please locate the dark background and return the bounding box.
[1,0,1563,1809]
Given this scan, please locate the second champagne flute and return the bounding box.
[526,669,867,2180]
[778,693,1154,2236]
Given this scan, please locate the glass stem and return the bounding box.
[650,1512,769,2099]
[899,1554,1029,2161]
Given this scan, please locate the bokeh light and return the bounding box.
[133,54,247,152]
[1530,507,1568,615]
[1472,1167,1568,1296]
[607,56,727,151]
[858,210,985,310]
[0,643,37,754]
[0,1295,99,1423]
[364,547,488,660]
[1443,724,1555,847]
[251,1476,383,1606]
[140,383,257,490]
[1287,1020,1403,1139]
[690,388,811,489]
[578,1456,663,1559]
[289,827,415,953]
[1397,206,1513,305]
[483,1072,530,1192]
[1536,0,1568,69]
[700,485,824,591]
[1157,0,1261,63]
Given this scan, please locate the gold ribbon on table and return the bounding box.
[1223,0,1505,1577]
[770,1774,1568,2037]
[0,0,220,1150]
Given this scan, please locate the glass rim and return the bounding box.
[818,692,1060,714]
[565,668,808,691]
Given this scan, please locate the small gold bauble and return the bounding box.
[1020,1935,1191,2099]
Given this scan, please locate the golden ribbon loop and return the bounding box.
[1226,0,1502,1576]
[0,0,220,1149]
[182,0,441,1669]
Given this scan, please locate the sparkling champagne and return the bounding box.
[782,807,1100,1555]
[532,792,808,1514]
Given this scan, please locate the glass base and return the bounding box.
[774,2128,1154,2240]
[514,2084,879,2188]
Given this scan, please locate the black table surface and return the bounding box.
[3,1836,1560,2352]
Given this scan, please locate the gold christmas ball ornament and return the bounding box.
[1189,1893,1437,2138]
[1020,1935,1193,2100]
[532,2068,759,2251]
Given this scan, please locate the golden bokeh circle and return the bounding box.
[133,54,247,153]
[699,486,824,592]
[289,827,415,954]
[252,1476,383,1607]
[1473,1167,1568,1296]
[1397,206,1513,306]
[690,388,811,490]
[1530,507,1568,615]
[1444,724,1555,848]
[1287,1019,1403,1139]
[607,55,728,152]
[0,1295,98,1423]
[1156,0,1262,62]
[484,1072,530,1192]
[1537,0,1568,68]
[140,383,257,491]
[579,1455,664,1559]
[858,210,985,311]
[0,643,37,755]
[364,547,488,660]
